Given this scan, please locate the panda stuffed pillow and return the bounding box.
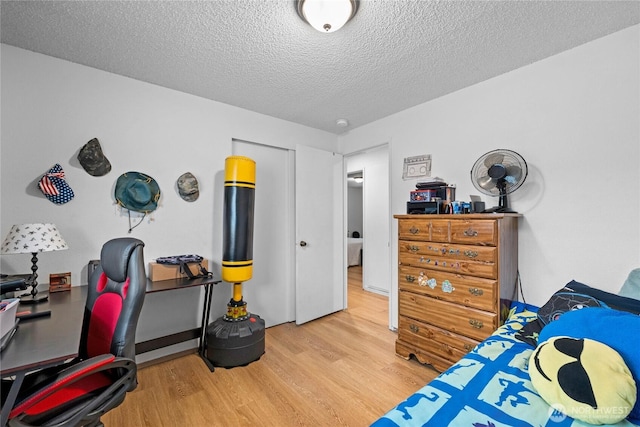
[530,307,640,425]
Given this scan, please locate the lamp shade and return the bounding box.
[297,0,358,33]
[1,223,68,254]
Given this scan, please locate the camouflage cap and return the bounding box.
[77,138,112,177]
[177,172,199,202]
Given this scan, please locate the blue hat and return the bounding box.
[114,172,160,213]
[38,163,75,205]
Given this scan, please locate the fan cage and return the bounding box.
[470,149,528,196]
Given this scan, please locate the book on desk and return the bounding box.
[0,298,20,351]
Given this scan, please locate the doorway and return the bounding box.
[347,170,364,269]
[344,145,390,305]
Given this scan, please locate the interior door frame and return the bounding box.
[343,143,392,325]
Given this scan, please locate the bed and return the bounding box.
[373,280,640,427]
[348,237,363,266]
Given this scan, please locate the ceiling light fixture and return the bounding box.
[296,0,359,33]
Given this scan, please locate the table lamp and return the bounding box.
[1,223,68,304]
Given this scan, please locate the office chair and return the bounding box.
[4,238,146,427]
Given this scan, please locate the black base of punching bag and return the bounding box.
[206,313,265,368]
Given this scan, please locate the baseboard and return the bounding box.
[137,348,197,369]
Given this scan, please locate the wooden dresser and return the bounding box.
[393,214,520,372]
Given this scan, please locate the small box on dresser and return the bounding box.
[393,213,520,372]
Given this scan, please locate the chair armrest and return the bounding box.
[8,355,137,427]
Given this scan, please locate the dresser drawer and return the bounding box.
[398,315,479,362]
[399,241,497,263]
[399,291,496,341]
[398,241,498,279]
[398,266,496,311]
[450,220,497,246]
[398,218,498,246]
[429,220,450,243]
[395,340,454,373]
[398,219,432,240]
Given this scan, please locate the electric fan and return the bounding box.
[470,149,528,213]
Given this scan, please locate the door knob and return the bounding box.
[299,241,307,247]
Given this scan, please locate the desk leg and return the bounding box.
[198,283,216,372]
[1,371,25,426]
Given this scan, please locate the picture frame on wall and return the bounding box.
[403,154,431,180]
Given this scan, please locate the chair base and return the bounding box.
[206,314,265,368]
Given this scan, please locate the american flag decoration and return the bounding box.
[38,164,75,205]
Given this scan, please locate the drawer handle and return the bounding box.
[464,250,478,258]
[407,245,420,253]
[405,275,415,283]
[469,319,484,329]
[409,226,419,234]
[464,344,475,352]
[463,228,478,237]
[409,324,419,333]
[468,287,484,296]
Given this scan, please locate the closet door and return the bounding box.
[233,140,294,327]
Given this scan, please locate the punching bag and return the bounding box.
[207,155,265,370]
[222,156,255,284]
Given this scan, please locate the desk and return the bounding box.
[140,276,221,358]
[1,276,220,425]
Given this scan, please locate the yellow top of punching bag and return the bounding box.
[225,156,255,187]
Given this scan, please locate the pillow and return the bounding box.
[619,268,640,300]
[530,336,636,425]
[536,287,606,326]
[538,307,640,424]
[516,280,640,348]
[565,280,640,314]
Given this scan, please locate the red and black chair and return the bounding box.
[4,238,147,427]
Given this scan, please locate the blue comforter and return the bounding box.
[373,308,639,427]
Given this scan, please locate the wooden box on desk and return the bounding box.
[148,260,208,281]
[49,272,71,293]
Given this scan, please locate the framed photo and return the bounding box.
[49,272,71,293]
[403,154,431,180]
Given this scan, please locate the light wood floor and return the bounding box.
[103,266,438,426]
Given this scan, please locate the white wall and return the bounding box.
[0,44,336,362]
[340,25,640,327]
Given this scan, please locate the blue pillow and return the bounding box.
[538,307,640,424]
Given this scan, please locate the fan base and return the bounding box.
[482,206,518,214]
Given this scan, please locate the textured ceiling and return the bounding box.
[1,1,639,134]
